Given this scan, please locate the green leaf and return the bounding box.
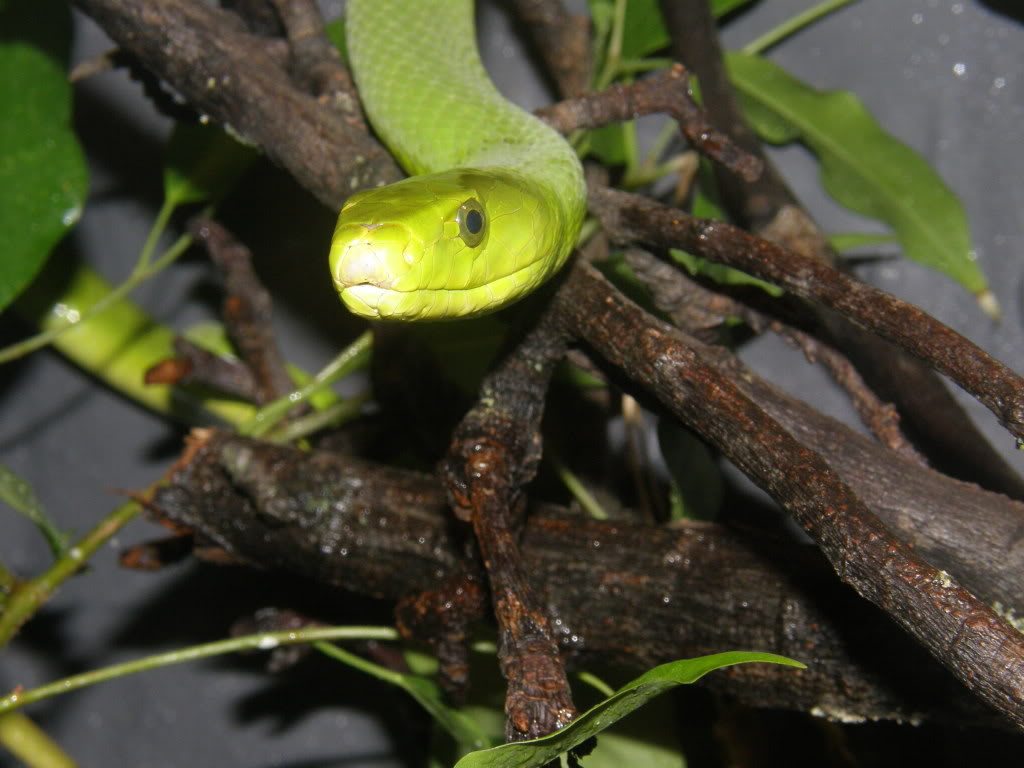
[587,123,630,166]
[0,0,88,313]
[828,232,898,253]
[324,16,347,60]
[726,52,987,297]
[454,652,803,768]
[619,0,669,60]
[163,121,256,208]
[0,463,70,558]
[671,247,784,297]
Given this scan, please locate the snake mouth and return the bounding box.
[338,283,400,319]
[329,221,418,318]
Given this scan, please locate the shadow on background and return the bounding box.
[979,0,1024,23]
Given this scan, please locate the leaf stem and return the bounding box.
[0,626,399,714]
[262,393,369,444]
[594,0,628,90]
[136,198,175,270]
[550,454,608,520]
[0,499,141,647]
[315,641,489,751]
[742,0,859,56]
[0,224,195,366]
[576,671,615,699]
[239,330,372,438]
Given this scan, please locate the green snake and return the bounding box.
[329,0,586,321]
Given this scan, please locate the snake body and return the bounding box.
[329,0,586,321]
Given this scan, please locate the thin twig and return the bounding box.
[538,64,762,182]
[589,184,1024,444]
[189,217,295,405]
[660,0,1024,499]
[443,304,577,740]
[145,337,261,402]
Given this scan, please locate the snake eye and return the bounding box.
[456,199,486,247]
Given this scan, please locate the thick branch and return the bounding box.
[151,430,1001,727]
[72,0,401,207]
[504,0,591,98]
[556,261,1024,729]
[620,253,1024,611]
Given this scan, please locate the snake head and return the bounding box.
[329,169,567,321]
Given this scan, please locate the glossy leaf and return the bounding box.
[163,121,256,208]
[0,0,88,313]
[726,52,987,296]
[0,463,70,558]
[454,652,803,768]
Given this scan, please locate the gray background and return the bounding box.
[1,1,1022,765]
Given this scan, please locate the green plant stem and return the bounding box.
[0,626,399,714]
[263,393,369,443]
[576,671,616,699]
[240,330,373,438]
[0,712,76,768]
[550,455,608,520]
[0,207,195,366]
[136,198,175,270]
[11,261,254,424]
[314,641,489,751]
[742,0,859,55]
[594,0,627,90]
[0,562,15,607]
[0,500,141,647]
[623,118,683,188]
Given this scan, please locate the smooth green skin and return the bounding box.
[330,0,586,321]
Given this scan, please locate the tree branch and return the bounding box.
[442,303,576,740]
[659,0,1024,499]
[72,0,401,207]
[150,430,1004,728]
[588,184,1024,444]
[556,261,1024,730]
